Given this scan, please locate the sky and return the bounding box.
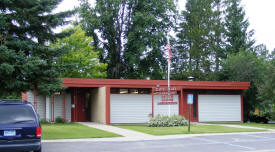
[56,0,275,52]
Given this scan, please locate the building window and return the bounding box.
[110,88,151,94]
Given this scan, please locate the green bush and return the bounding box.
[55,117,64,123]
[39,118,49,124]
[148,115,187,127]
[270,112,275,121]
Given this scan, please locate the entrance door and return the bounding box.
[72,88,87,122]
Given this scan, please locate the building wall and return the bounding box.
[27,91,71,122]
[91,87,106,124]
[52,93,72,122]
[27,91,46,119]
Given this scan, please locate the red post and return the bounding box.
[51,96,55,123]
[179,89,183,116]
[33,90,37,112]
[152,87,154,118]
[106,86,110,124]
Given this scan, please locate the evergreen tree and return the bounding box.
[210,0,226,74]
[79,0,177,79]
[224,0,254,54]
[0,0,75,96]
[176,0,214,80]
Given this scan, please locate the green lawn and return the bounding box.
[42,123,121,140]
[209,122,275,129]
[115,124,266,135]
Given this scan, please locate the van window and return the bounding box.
[0,105,36,124]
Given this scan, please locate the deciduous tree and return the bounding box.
[79,0,177,79]
[52,26,107,78]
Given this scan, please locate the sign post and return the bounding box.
[187,94,193,132]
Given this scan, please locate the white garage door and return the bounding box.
[198,95,241,122]
[110,94,152,123]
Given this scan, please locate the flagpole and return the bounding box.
[167,36,171,116]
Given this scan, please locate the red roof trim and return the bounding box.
[62,78,250,90]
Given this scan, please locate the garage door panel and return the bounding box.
[111,94,152,123]
[198,95,241,122]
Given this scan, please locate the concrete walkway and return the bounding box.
[78,122,154,138]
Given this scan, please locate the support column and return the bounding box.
[105,86,110,124]
[151,87,154,118]
[51,96,55,123]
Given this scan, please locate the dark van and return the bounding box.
[0,100,41,152]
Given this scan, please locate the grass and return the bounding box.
[115,124,266,135]
[208,122,275,129]
[42,123,121,140]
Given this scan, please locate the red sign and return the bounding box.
[154,87,178,104]
[155,91,177,95]
[161,95,173,101]
[157,102,177,105]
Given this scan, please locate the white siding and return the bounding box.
[198,95,241,122]
[54,95,63,119]
[46,96,51,121]
[37,95,46,119]
[26,91,46,119]
[154,95,179,116]
[65,93,71,122]
[111,94,152,123]
[27,91,34,105]
[53,93,72,122]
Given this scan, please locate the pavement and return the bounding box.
[42,132,275,152]
[202,123,274,131]
[43,122,274,143]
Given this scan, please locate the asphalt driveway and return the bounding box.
[43,132,275,152]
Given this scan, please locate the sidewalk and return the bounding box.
[78,122,154,138]
[42,122,274,143]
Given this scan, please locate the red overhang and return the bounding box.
[62,78,250,90]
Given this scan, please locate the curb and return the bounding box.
[42,130,275,143]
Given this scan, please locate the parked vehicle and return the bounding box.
[0,99,41,152]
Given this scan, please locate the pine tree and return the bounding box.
[176,0,214,80]
[79,0,177,79]
[210,0,226,74]
[0,0,75,96]
[224,0,254,54]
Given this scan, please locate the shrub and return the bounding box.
[39,118,49,124]
[270,112,275,121]
[248,112,271,123]
[148,114,187,127]
[55,117,64,123]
